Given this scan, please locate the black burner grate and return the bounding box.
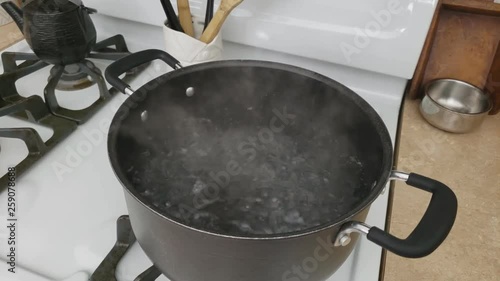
[90,216,162,281]
[0,35,138,125]
[0,35,146,188]
[0,96,76,190]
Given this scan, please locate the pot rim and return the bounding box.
[107,60,394,240]
[424,78,493,116]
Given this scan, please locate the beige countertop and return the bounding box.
[385,100,500,281]
[0,24,499,281]
[0,22,23,51]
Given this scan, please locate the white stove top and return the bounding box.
[0,14,408,281]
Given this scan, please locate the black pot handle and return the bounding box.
[105,49,181,95]
[335,171,457,258]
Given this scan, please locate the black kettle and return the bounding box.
[1,0,97,65]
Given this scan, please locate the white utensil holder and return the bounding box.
[163,17,223,66]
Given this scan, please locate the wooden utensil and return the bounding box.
[160,0,184,32]
[177,0,195,37]
[199,0,243,43]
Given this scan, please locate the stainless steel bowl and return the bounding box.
[420,79,492,133]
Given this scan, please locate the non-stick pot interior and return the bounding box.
[111,62,392,237]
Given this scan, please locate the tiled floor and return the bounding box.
[385,99,500,281]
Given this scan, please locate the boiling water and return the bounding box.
[124,111,371,236]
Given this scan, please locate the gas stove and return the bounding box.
[0,34,146,188]
[0,1,438,280]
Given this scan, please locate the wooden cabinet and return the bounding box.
[486,44,500,114]
[408,0,500,115]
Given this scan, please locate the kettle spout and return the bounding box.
[1,1,24,32]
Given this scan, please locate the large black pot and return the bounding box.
[105,50,458,281]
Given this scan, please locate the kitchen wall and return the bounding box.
[84,0,439,79]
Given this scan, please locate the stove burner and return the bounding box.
[0,96,76,189]
[90,216,162,281]
[0,35,137,125]
[0,35,146,186]
[49,61,100,91]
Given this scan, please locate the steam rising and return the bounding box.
[115,64,379,236]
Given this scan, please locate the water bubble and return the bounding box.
[193,179,206,194]
[270,198,280,208]
[232,221,253,232]
[135,121,365,236]
[197,150,208,157]
[284,210,305,225]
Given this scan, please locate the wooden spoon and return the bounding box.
[199,0,243,43]
[177,0,195,37]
